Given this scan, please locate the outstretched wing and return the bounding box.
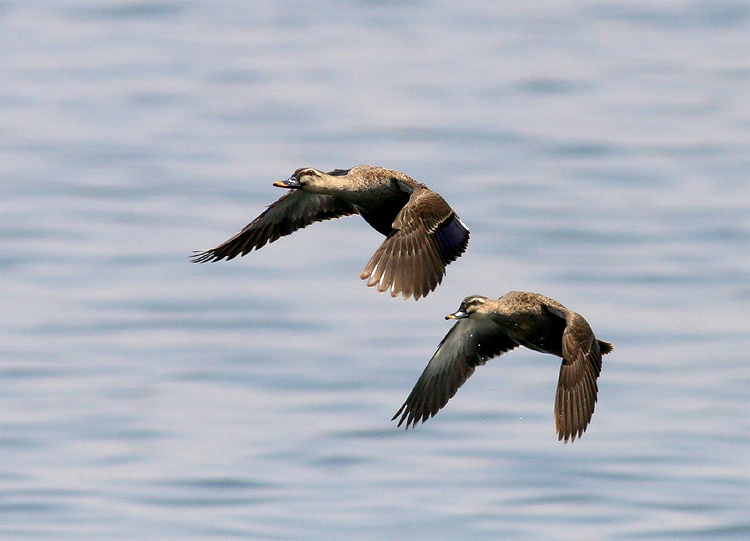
[393,318,518,428]
[548,306,604,443]
[191,190,357,263]
[360,188,469,300]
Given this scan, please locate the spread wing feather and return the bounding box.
[191,190,357,263]
[360,189,469,300]
[393,319,518,428]
[551,309,605,443]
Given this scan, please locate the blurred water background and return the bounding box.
[1,1,748,539]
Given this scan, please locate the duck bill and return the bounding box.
[445,308,469,320]
[273,177,302,189]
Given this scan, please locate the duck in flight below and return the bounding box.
[393,291,614,442]
[192,165,469,300]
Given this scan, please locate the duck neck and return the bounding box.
[303,173,352,196]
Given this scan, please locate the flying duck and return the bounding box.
[393,291,613,442]
[192,165,469,300]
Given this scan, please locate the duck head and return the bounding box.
[446,295,492,320]
[274,168,327,192]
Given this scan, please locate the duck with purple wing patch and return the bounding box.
[393,292,614,442]
[192,165,469,300]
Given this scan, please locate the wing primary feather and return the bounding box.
[192,191,356,264]
[393,320,517,429]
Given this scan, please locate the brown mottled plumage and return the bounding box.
[393,292,613,442]
[192,165,469,300]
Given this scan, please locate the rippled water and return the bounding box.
[2,1,748,540]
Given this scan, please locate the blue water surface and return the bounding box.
[1,1,748,540]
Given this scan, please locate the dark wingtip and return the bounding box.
[392,406,409,429]
[190,248,246,263]
[392,403,423,430]
[557,427,584,444]
[190,250,216,263]
[599,340,614,355]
